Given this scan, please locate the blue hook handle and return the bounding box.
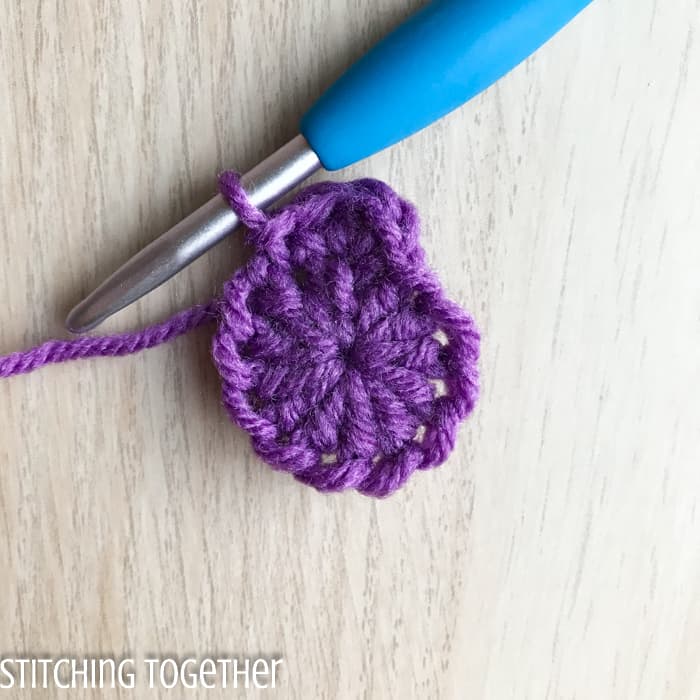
[301,0,593,170]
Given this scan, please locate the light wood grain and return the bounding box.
[1,0,700,698]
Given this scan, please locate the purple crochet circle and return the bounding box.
[213,172,479,497]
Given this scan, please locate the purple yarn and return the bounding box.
[0,303,216,378]
[0,174,480,497]
[214,173,480,496]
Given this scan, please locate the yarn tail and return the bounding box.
[0,302,217,379]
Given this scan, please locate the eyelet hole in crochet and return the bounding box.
[432,329,449,346]
[321,453,338,465]
[413,424,427,443]
[429,378,448,398]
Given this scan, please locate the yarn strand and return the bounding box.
[0,302,217,379]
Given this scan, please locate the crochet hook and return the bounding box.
[66,0,593,333]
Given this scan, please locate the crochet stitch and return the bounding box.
[0,175,480,497]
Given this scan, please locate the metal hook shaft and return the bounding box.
[66,135,321,333]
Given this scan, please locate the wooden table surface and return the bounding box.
[2,1,699,698]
